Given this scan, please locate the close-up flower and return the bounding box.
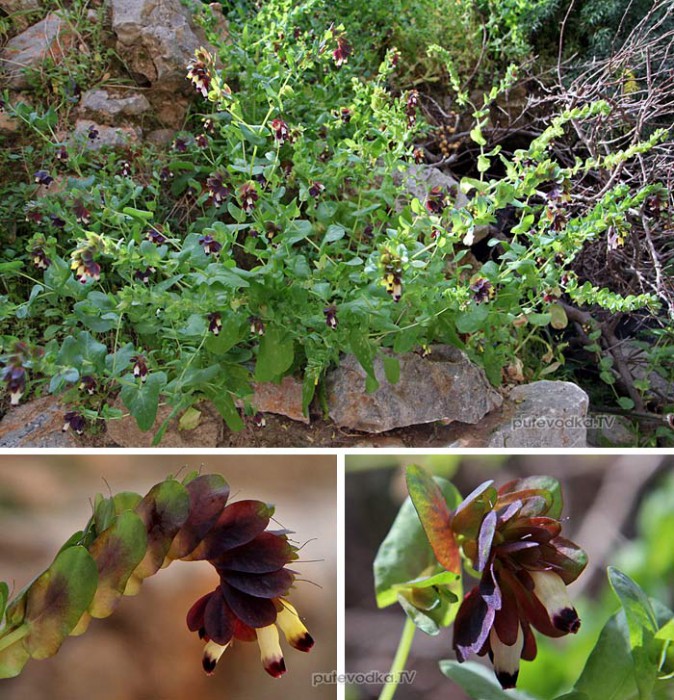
[239,182,259,213]
[206,172,230,206]
[208,312,223,335]
[470,277,494,304]
[2,363,25,405]
[270,118,290,144]
[199,234,223,256]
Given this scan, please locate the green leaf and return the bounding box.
[406,465,461,574]
[470,126,487,146]
[210,391,244,431]
[87,512,148,618]
[120,372,167,432]
[204,319,242,356]
[0,639,30,679]
[24,546,98,659]
[349,328,378,388]
[323,224,346,244]
[383,356,400,384]
[618,397,636,410]
[374,476,462,609]
[440,660,539,700]
[655,618,674,641]
[550,303,568,329]
[254,328,294,382]
[456,303,489,334]
[608,567,659,700]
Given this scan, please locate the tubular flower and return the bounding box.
[208,312,223,335]
[70,246,101,284]
[451,478,587,689]
[2,363,26,405]
[187,47,215,98]
[239,182,259,213]
[270,118,290,144]
[184,500,314,677]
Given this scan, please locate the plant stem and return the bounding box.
[0,624,29,653]
[378,615,416,700]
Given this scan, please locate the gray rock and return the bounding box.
[110,0,215,92]
[326,345,502,433]
[0,12,73,88]
[71,119,142,149]
[396,164,492,245]
[106,399,223,447]
[622,340,674,403]
[488,380,589,447]
[587,412,635,447]
[79,88,151,124]
[0,396,78,447]
[145,128,177,146]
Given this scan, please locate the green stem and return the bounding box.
[378,615,416,700]
[0,624,29,653]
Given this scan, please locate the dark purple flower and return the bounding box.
[34,170,53,187]
[270,118,289,144]
[208,312,223,335]
[132,355,148,382]
[160,166,174,183]
[470,278,494,304]
[238,182,259,213]
[195,133,209,149]
[55,146,69,163]
[425,185,448,215]
[119,160,132,177]
[32,245,51,270]
[249,316,265,336]
[87,124,99,141]
[62,411,86,434]
[71,247,101,284]
[2,364,25,406]
[332,35,351,67]
[207,172,230,206]
[323,305,338,329]
[79,375,97,395]
[339,107,352,123]
[134,267,155,283]
[203,118,215,134]
[308,181,325,198]
[405,90,419,128]
[173,137,189,153]
[48,214,66,229]
[73,200,91,225]
[199,234,222,256]
[252,412,266,428]
[147,228,167,245]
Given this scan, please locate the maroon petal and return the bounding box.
[222,568,294,599]
[168,474,230,560]
[204,587,235,645]
[507,569,565,638]
[476,510,497,572]
[492,579,520,646]
[543,537,588,584]
[521,619,538,661]
[233,618,258,642]
[452,481,497,540]
[215,532,297,573]
[453,587,496,662]
[186,589,213,632]
[221,582,278,628]
[184,500,274,561]
[505,517,562,543]
[479,564,502,610]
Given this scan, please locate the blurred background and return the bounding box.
[346,454,674,700]
[0,454,336,700]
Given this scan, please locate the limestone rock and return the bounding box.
[0,12,74,89]
[105,399,223,447]
[487,380,589,447]
[326,345,502,433]
[250,376,309,424]
[72,119,142,149]
[110,0,214,93]
[79,88,151,124]
[0,396,78,447]
[587,412,635,447]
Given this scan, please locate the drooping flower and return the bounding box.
[323,305,338,329]
[184,499,314,676]
[147,228,167,245]
[34,170,53,187]
[2,363,25,406]
[32,245,51,270]
[250,316,265,336]
[208,312,222,335]
[270,118,290,144]
[132,355,148,382]
[62,411,86,434]
[470,277,494,304]
[252,412,266,428]
[187,47,215,98]
[199,234,222,256]
[134,267,155,284]
[239,182,259,214]
[79,375,97,395]
[55,145,69,163]
[87,124,99,141]
[119,160,132,177]
[73,200,91,225]
[447,478,587,689]
[71,245,101,284]
[405,90,419,128]
[308,181,325,198]
[425,186,448,215]
[207,172,230,206]
[332,35,351,67]
[195,133,209,149]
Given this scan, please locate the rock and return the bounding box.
[0,0,40,33]
[326,345,502,433]
[396,164,491,245]
[79,88,151,124]
[587,412,635,447]
[0,396,78,447]
[110,0,215,93]
[145,128,177,147]
[0,109,19,135]
[0,12,74,89]
[487,380,589,447]
[105,400,223,447]
[71,119,142,149]
[150,93,190,128]
[622,340,674,404]
[249,376,309,424]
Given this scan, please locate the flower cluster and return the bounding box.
[332,35,351,67]
[449,478,587,689]
[380,250,403,302]
[71,244,101,284]
[187,47,215,98]
[470,277,494,304]
[2,361,25,406]
[184,499,314,676]
[405,90,419,128]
